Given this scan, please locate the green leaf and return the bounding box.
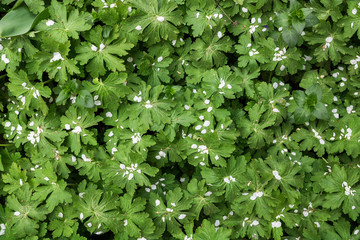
[289,0,302,11]
[312,102,329,120]
[75,181,120,234]
[304,13,320,27]
[201,156,246,201]
[184,179,221,220]
[320,165,360,220]
[32,162,72,211]
[201,66,242,102]
[102,147,158,194]
[291,121,328,156]
[276,12,290,27]
[306,92,318,108]
[0,5,37,37]
[75,25,133,77]
[48,205,78,238]
[236,104,276,149]
[128,84,174,129]
[191,29,233,68]
[311,0,343,22]
[194,219,232,240]
[76,90,94,108]
[294,107,311,124]
[117,194,155,238]
[6,184,49,238]
[60,106,103,155]
[82,73,131,108]
[292,18,306,34]
[24,0,46,14]
[2,162,27,194]
[305,84,322,101]
[282,28,300,47]
[185,10,218,37]
[126,0,183,44]
[149,187,192,237]
[7,70,51,114]
[55,89,69,104]
[56,79,79,104]
[35,0,92,43]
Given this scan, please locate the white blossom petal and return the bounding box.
[46,20,55,26]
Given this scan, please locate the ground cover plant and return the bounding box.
[0,0,360,239]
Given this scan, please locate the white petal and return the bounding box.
[271,221,282,228]
[157,16,165,22]
[46,20,55,26]
[91,45,98,51]
[1,54,10,64]
[50,52,64,62]
[273,108,280,113]
[99,43,105,51]
[128,173,134,180]
[72,126,82,134]
[325,36,333,43]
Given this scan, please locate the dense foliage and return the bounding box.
[0,0,360,239]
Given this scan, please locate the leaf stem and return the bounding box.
[43,78,54,84]
[0,143,12,146]
[268,71,273,83]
